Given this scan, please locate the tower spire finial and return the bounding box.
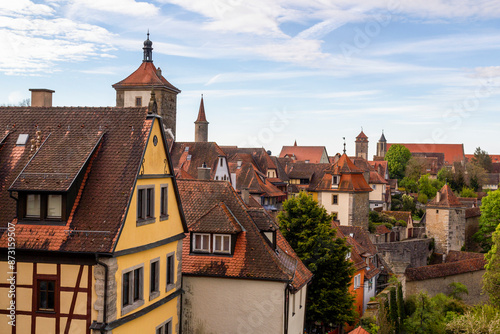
[343,137,346,154]
[143,31,153,62]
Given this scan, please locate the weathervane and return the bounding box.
[343,137,346,154]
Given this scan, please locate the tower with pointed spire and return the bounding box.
[194,95,209,142]
[355,129,368,160]
[376,130,387,158]
[113,32,181,137]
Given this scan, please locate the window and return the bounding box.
[213,234,231,254]
[354,274,361,289]
[332,194,338,205]
[122,264,144,315]
[332,175,339,188]
[156,319,172,334]
[47,194,62,218]
[150,258,160,300]
[24,193,64,221]
[27,194,41,217]
[193,233,210,252]
[137,185,155,225]
[160,184,168,220]
[220,157,223,167]
[292,293,296,316]
[372,184,376,190]
[135,97,142,106]
[166,253,175,292]
[299,288,303,309]
[37,280,55,311]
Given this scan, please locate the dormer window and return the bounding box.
[23,193,64,221]
[193,233,210,252]
[332,175,339,188]
[213,234,231,254]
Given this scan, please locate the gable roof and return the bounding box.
[349,326,370,334]
[178,179,312,289]
[313,155,372,192]
[195,96,207,122]
[387,143,464,165]
[0,106,176,253]
[189,202,242,234]
[222,146,277,175]
[279,145,328,163]
[170,141,227,180]
[405,257,485,281]
[112,61,180,93]
[382,211,412,223]
[427,184,464,208]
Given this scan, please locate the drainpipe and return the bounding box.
[284,283,292,334]
[9,191,18,218]
[95,254,109,334]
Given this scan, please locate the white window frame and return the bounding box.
[121,264,144,315]
[192,233,211,253]
[354,274,361,289]
[332,175,339,188]
[213,234,231,254]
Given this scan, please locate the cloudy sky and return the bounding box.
[1,0,500,157]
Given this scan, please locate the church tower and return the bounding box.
[355,130,368,160]
[376,131,387,158]
[194,95,209,142]
[112,32,181,138]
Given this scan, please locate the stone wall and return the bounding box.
[351,192,369,230]
[159,89,177,138]
[93,257,118,334]
[405,270,488,305]
[375,239,432,274]
[426,207,466,254]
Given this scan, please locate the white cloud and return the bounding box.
[64,0,159,17]
[0,0,54,16]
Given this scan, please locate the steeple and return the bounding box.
[376,130,387,158]
[194,94,209,142]
[355,129,368,160]
[143,31,153,62]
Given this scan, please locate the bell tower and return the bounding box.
[355,129,368,160]
[112,32,181,138]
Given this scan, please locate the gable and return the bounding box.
[114,117,187,253]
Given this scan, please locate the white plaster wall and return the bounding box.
[182,277,285,334]
[123,90,151,107]
[369,184,385,202]
[363,275,377,312]
[318,192,350,225]
[214,157,231,182]
[288,285,307,334]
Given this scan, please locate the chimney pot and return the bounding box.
[197,165,211,180]
[29,89,54,107]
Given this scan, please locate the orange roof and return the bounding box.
[427,184,464,208]
[112,61,180,93]
[349,326,370,334]
[387,143,464,165]
[466,154,500,163]
[279,145,328,163]
[356,130,368,141]
[196,96,207,122]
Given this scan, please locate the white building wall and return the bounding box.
[287,285,307,334]
[183,276,286,334]
[214,156,231,182]
[363,274,378,312]
[318,192,350,225]
[123,90,151,107]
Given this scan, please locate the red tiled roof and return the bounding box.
[446,250,484,263]
[195,96,207,122]
[349,326,370,334]
[369,170,388,184]
[382,211,412,223]
[465,207,481,218]
[356,131,368,140]
[279,145,328,163]
[387,143,464,165]
[0,106,175,253]
[427,184,464,208]
[112,61,180,93]
[375,225,391,234]
[189,202,242,233]
[178,179,312,288]
[405,257,486,281]
[170,142,227,180]
[222,146,277,175]
[465,154,500,163]
[314,155,372,193]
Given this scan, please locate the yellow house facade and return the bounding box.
[0,96,187,333]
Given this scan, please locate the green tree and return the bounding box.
[400,177,419,193]
[466,162,487,191]
[484,222,500,306]
[398,283,405,323]
[390,288,399,333]
[278,192,356,331]
[460,187,477,198]
[474,190,500,252]
[385,144,412,179]
[448,282,468,301]
[405,157,427,181]
[402,194,416,214]
[418,174,444,199]
[471,147,493,173]
[446,304,500,334]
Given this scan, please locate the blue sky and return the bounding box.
[1,0,500,158]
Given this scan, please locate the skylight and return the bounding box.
[16,134,29,146]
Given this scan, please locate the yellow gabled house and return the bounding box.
[0,89,187,333]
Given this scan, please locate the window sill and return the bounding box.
[121,299,144,316]
[136,217,156,226]
[166,283,175,293]
[149,290,160,301]
[159,215,169,222]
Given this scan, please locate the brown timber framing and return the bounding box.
[0,255,95,334]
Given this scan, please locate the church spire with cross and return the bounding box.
[143,30,153,62]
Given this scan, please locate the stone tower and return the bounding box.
[355,130,369,160]
[425,184,466,255]
[112,32,181,138]
[376,131,387,158]
[194,95,209,142]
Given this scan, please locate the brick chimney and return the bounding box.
[197,162,211,180]
[241,188,250,205]
[29,89,54,107]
